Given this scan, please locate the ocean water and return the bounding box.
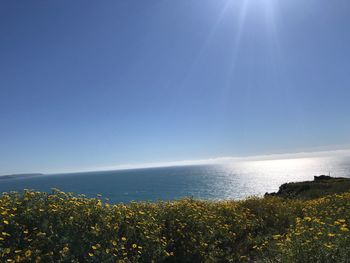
[1,154,350,203]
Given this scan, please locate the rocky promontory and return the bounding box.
[265,175,350,199]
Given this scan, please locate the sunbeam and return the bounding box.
[176,0,235,89]
[220,0,287,102]
[223,0,250,93]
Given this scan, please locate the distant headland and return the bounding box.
[0,173,43,180]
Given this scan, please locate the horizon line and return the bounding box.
[44,147,350,176]
[2,146,350,177]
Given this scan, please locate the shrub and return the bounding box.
[0,189,349,262]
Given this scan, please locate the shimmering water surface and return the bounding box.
[1,154,350,203]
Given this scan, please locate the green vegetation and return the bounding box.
[0,188,349,262]
[266,176,350,199]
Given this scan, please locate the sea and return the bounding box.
[1,152,350,203]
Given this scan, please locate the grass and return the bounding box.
[0,189,349,262]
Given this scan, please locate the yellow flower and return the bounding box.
[132,244,137,249]
[3,220,9,225]
[324,243,333,249]
[340,227,349,232]
[25,250,32,257]
[88,252,94,257]
[36,232,46,237]
[91,245,97,250]
[328,233,336,237]
[121,237,127,241]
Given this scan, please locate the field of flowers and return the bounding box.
[0,189,349,262]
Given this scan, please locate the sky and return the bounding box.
[0,0,350,174]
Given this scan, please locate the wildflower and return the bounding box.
[36,232,46,237]
[25,250,32,257]
[3,220,9,225]
[324,243,333,249]
[340,227,349,232]
[121,237,127,241]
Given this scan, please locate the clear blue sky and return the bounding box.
[1,0,350,174]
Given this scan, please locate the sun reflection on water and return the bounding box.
[215,156,346,200]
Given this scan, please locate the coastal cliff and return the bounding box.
[265,175,350,199]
